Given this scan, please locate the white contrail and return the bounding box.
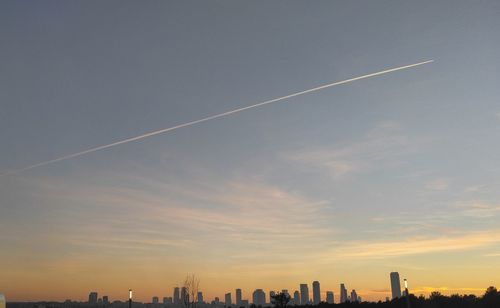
[0,60,433,176]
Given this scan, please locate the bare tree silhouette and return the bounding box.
[181,274,200,308]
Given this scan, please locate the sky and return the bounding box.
[1,0,500,303]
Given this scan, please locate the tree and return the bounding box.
[182,274,200,308]
[483,286,499,307]
[429,291,443,301]
[270,292,290,308]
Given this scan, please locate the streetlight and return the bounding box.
[403,279,410,308]
[129,289,133,308]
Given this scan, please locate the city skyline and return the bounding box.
[45,276,402,305]
[1,0,499,303]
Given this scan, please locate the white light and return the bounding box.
[129,289,133,300]
[404,279,408,288]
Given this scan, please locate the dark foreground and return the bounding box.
[7,287,500,308]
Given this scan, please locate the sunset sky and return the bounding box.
[1,0,500,303]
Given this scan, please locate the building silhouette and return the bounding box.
[350,290,358,302]
[181,288,187,304]
[326,292,334,304]
[197,292,203,304]
[152,297,159,304]
[293,291,300,306]
[103,296,109,305]
[225,293,232,306]
[88,292,98,305]
[0,294,5,308]
[174,288,180,305]
[236,289,242,307]
[312,281,320,305]
[340,284,347,303]
[252,289,266,306]
[300,284,309,305]
[390,272,402,299]
[163,297,173,305]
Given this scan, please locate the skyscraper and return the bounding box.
[197,292,203,304]
[236,289,242,306]
[350,290,358,303]
[174,287,180,305]
[103,296,109,305]
[89,292,98,305]
[339,284,347,303]
[300,284,309,305]
[293,291,300,306]
[390,272,402,299]
[312,281,321,305]
[153,297,159,304]
[326,292,334,304]
[252,289,266,306]
[181,287,188,304]
[225,293,232,306]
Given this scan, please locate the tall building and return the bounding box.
[300,284,309,305]
[163,297,173,305]
[252,289,266,306]
[326,292,334,304]
[89,292,98,305]
[350,290,358,303]
[339,284,347,303]
[153,297,159,304]
[236,289,242,307]
[197,292,203,304]
[225,293,232,306]
[390,272,402,299]
[0,294,5,308]
[103,296,109,305]
[181,287,188,304]
[312,281,321,305]
[293,291,300,306]
[174,287,180,305]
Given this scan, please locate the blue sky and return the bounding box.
[1,0,500,302]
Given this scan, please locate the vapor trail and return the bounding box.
[1,60,433,176]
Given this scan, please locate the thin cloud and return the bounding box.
[454,201,500,218]
[329,231,500,259]
[425,178,450,191]
[284,122,411,178]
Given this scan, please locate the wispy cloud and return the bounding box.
[323,231,500,259]
[452,201,500,218]
[425,178,450,191]
[9,173,334,258]
[482,252,500,257]
[284,122,411,178]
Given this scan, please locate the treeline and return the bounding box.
[314,286,500,308]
